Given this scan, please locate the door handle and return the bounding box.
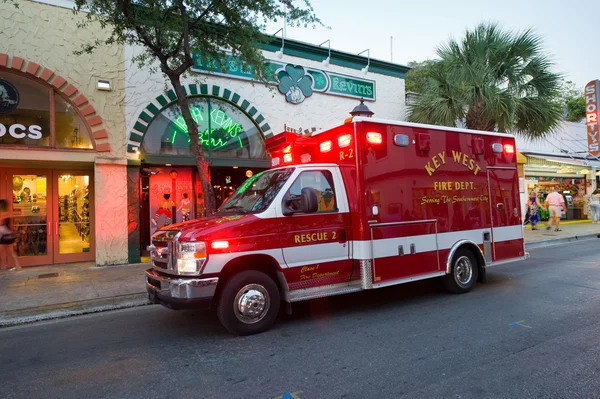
[496,203,504,210]
[339,230,347,243]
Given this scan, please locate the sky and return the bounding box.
[265,0,599,89]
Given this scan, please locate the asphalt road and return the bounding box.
[2,240,600,399]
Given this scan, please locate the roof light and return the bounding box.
[211,241,229,250]
[504,144,515,154]
[283,145,292,154]
[491,143,502,153]
[271,157,280,167]
[283,153,293,163]
[320,140,333,153]
[366,132,383,144]
[338,134,352,148]
[300,153,312,163]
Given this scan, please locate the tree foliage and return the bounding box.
[404,60,438,94]
[73,0,321,213]
[557,80,586,122]
[407,23,563,139]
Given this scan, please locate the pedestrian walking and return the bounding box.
[0,199,21,271]
[524,191,541,230]
[590,190,600,223]
[544,186,566,232]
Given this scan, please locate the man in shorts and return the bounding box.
[544,186,566,232]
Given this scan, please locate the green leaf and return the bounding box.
[278,74,294,95]
[285,65,306,83]
[296,75,313,97]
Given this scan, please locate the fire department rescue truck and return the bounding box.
[146,117,527,335]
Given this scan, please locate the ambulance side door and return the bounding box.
[487,167,523,261]
[279,168,352,290]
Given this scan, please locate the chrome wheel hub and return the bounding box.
[454,256,473,286]
[234,284,270,324]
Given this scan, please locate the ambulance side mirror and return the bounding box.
[282,187,318,216]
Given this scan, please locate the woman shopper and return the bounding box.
[0,199,20,271]
[525,192,541,230]
[590,190,600,224]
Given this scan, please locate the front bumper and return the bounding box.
[145,268,218,310]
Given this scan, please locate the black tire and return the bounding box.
[443,248,479,294]
[217,270,280,335]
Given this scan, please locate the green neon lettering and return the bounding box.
[169,106,244,150]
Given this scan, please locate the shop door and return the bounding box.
[0,169,94,266]
[487,168,522,261]
[53,171,94,264]
[3,170,53,267]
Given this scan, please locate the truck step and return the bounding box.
[288,282,362,302]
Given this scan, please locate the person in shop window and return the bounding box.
[0,199,21,271]
[177,193,192,222]
[152,192,175,227]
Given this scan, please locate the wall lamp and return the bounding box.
[273,28,285,59]
[320,39,331,67]
[97,79,111,91]
[358,49,370,75]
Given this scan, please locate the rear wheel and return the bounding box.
[443,248,479,294]
[217,270,280,335]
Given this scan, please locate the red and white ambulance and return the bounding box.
[146,117,527,335]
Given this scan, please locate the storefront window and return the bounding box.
[142,97,266,160]
[0,70,93,150]
[0,72,51,147]
[55,94,93,149]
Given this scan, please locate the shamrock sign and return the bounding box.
[277,65,314,104]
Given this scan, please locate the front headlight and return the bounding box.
[177,241,207,275]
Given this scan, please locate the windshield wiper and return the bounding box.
[220,205,249,214]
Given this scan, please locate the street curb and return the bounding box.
[1,235,598,327]
[525,233,600,250]
[0,292,151,328]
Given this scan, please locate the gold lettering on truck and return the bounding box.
[420,149,487,205]
[293,231,330,245]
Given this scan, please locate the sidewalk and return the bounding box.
[1,221,599,327]
[0,262,150,327]
[523,219,600,248]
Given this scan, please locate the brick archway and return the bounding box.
[0,53,111,152]
[126,83,273,157]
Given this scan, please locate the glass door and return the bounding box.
[53,172,94,263]
[8,171,53,266]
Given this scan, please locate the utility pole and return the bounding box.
[390,36,393,62]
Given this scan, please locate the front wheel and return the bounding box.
[443,248,479,294]
[217,270,280,335]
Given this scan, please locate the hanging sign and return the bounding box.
[585,80,600,157]
[192,54,376,104]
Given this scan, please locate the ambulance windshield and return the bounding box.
[217,168,295,214]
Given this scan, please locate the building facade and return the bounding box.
[516,121,600,220]
[0,0,128,267]
[1,0,409,266]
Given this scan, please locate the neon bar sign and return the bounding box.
[171,107,243,150]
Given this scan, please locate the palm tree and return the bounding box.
[407,23,563,139]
